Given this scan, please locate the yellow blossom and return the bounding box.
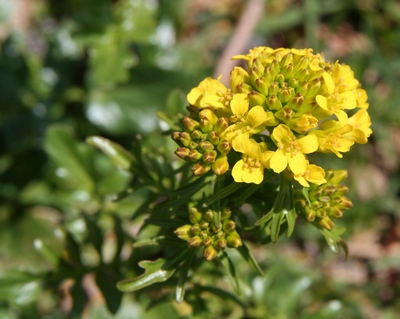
[222,93,270,151]
[293,162,327,187]
[269,124,318,174]
[187,77,233,115]
[309,120,355,158]
[231,137,269,184]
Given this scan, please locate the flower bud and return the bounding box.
[199,220,209,229]
[288,77,299,88]
[203,150,218,164]
[223,220,236,233]
[275,107,294,121]
[203,236,213,247]
[214,117,229,134]
[226,232,242,248]
[189,149,203,162]
[329,206,343,218]
[204,209,214,222]
[191,163,211,176]
[176,132,191,147]
[207,131,220,145]
[248,90,267,107]
[199,109,218,125]
[281,63,294,78]
[214,238,227,250]
[174,147,190,159]
[198,141,214,151]
[254,77,270,96]
[217,140,231,156]
[199,118,213,133]
[174,224,192,241]
[183,116,199,132]
[190,225,201,236]
[203,245,219,261]
[191,130,203,140]
[318,216,334,230]
[266,95,282,111]
[189,207,202,224]
[268,82,280,96]
[171,132,182,146]
[188,236,203,247]
[212,156,229,175]
[221,207,232,220]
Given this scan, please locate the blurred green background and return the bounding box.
[1,0,400,318]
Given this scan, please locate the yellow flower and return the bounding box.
[222,93,270,151]
[309,120,355,158]
[293,162,327,187]
[187,77,233,115]
[269,124,318,174]
[346,109,372,144]
[231,137,269,184]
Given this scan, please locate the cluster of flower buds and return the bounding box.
[174,206,242,261]
[295,170,353,230]
[172,109,231,176]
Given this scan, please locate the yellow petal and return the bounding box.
[232,160,245,183]
[247,105,269,127]
[297,134,318,154]
[269,150,288,173]
[230,93,249,117]
[288,152,307,174]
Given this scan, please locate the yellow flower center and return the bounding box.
[279,137,301,155]
[242,154,262,172]
[217,89,234,106]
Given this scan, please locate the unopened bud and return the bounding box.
[281,63,294,78]
[189,207,202,224]
[188,236,203,247]
[199,109,218,125]
[248,90,267,107]
[183,116,199,132]
[207,131,220,145]
[268,82,280,96]
[199,118,213,133]
[203,150,218,164]
[255,77,270,96]
[203,236,213,247]
[192,163,211,176]
[175,147,190,159]
[278,87,295,104]
[198,141,214,151]
[329,206,343,218]
[199,221,209,229]
[203,245,219,261]
[171,132,182,145]
[275,107,293,120]
[214,238,227,250]
[221,207,232,220]
[266,95,282,111]
[190,225,201,236]
[217,140,231,155]
[174,224,192,241]
[223,219,236,233]
[189,150,203,162]
[226,232,242,248]
[318,216,334,230]
[288,77,299,88]
[204,209,213,222]
[191,130,203,140]
[214,117,229,134]
[212,156,229,175]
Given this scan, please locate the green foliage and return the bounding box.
[1,0,400,318]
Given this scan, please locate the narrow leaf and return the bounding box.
[219,252,241,294]
[86,136,134,171]
[117,258,175,292]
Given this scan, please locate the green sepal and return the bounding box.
[255,175,297,242]
[86,136,134,171]
[219,251,241,294]
[116,258,175,292]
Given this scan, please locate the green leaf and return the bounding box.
[220,251,241,294]
[95,265,123,314]
[116,258,175,292]
[44,124,95,193]
[237,243,264,276]
[175,249,195,303]
[86,136,134,171]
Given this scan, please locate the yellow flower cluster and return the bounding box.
[173,46,372,186]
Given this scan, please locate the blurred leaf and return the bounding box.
[0,270,42,307]
[86,136,134,171]
[95,265,123,314]
[44,124,95,193]
[117,258,175,292]
[319,226,347,254]
[219,252,241,295]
